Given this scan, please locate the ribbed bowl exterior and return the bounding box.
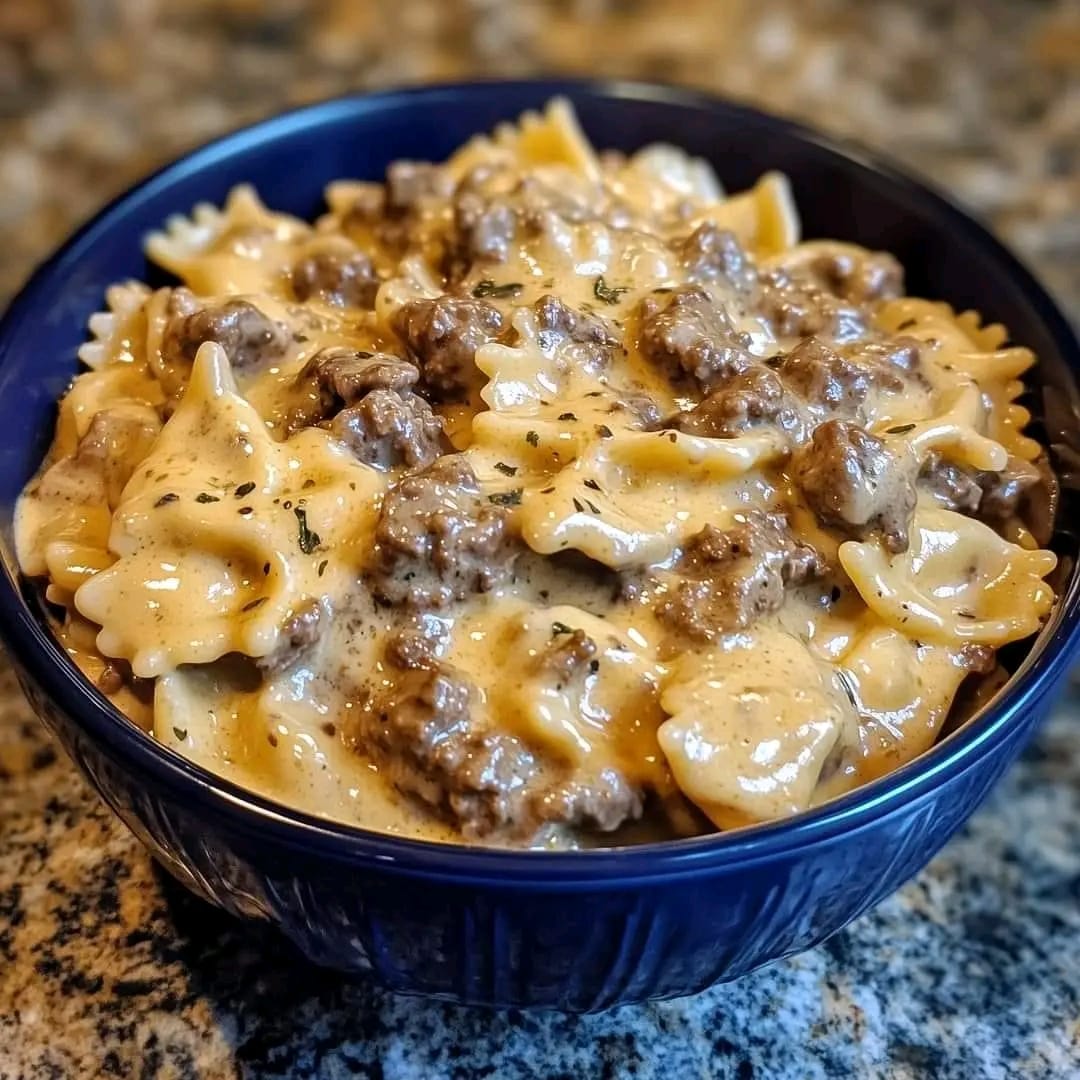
[2,81,1079,1010]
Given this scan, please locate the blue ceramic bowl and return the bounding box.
[2,80,1079,1011]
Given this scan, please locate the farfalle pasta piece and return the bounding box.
[463,602,667,787]
[78,281,152,371]
[52,363,165,457]
[620,143,725,207]
[475,306,564,412]
[838,505,1056,647]
[517,427,783,569]
[658,629,853,828]
[448,97,601,184]
[824,627,979,792]
[156,656,399,828]
[878,382,1008,472]
[684,171,799,257]
[15,401,162,578]
[146,184,311,295]
[75,343,384,677]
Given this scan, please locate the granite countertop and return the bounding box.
[1,2,1079,1077]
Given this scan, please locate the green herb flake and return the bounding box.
[551,621,574,637]
[558,412,577,422]
[886,423,916,435]
[583,478,602,492]
[572,497,585,513]
[472,279,523,300]
[525,430,540,448]
[584,498,601,515]
[595,424,614,439]
[172,726,188,741]
[594,276,629,305]
[294,507,321,555]
[154,493,179,508]
[241,596,268,612]
[317,559,329,577]
[493,461,518,477]
[195,492,220,504]
[234,481,256,498]
[488,489,523,507]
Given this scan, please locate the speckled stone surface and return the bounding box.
[1,2,1079,1077]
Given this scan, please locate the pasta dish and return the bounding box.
[16,101,1059,847]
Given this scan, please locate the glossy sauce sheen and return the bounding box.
[15,101,1057,847]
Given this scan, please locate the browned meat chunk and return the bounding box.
[538,629,598,684]
[74,409,160,507]
[776,337,874,413]
[385,160,452,213]
[384,626,440,670]
[678,223,757,293]
[919,452,982,514]
[302,348,420,409]
[637,286,753,389]
[977,456,1042,522]
[393,296,506,401]
[833,337,920,396]
[330,388,444,471]
[534,294,617,351]
[793,420,917,553]
[370,455,516,608]
[343,162,452,255]
[255,598,324,675]
[362,653,642,839]
[162,292,288,373]
[810,248,904,304]
[534,294,618,373]
[674,365,802,439]
[532,770,643,834]
[290,250,380,308]
[657,512,824,640]
[516,174,597,228]
[757,267,866,342]
[452,189,517,266]
[920,452,1055,540]
[364,662,539,838]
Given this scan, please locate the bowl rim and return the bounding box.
[2,76,1079,885]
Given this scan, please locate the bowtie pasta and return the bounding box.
[16,99,1059,848]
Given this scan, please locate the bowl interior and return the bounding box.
[1,79,1079,872]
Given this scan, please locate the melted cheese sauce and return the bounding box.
[15,100,1058,847]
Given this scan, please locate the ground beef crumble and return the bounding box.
[358,635,642,839]
[162,289,288,373]
[290,250,380,309]
[392,296,506,401]
[330,389,444,471]
[368,455,517,608]
[637,285,753,389]
[674,364,802,438]
[793,419,917,553]
[657,511,825,640]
